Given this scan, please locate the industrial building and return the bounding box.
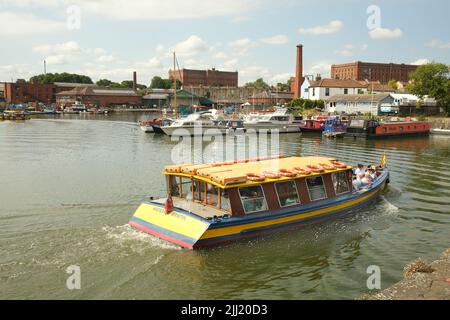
[331,61,418,83]
[169,68,238,87]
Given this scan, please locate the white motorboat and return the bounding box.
[431,128,450,136]
[243,107,302,133]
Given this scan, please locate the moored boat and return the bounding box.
[2,109,31,121]
[243,107,302,133]
[345,119,431,139]
[129,155,390,249]
[431,128,450,136]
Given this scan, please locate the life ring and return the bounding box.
[263,170,282,179]
[246,173,266,182]
[306,165,325,173]
[293,167,312,175]
[320,163,336,170]
[279,169,297,177]
[332,161,347,169]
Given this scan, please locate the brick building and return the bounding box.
[331,61,418,84]
[56,87,141,110]
[3,81,54,104]
[169,68,238,87]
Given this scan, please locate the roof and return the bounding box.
[309,78,367,88]
[143,93,170,100]
[170,89,199,99]
[163,156,350,188]
[56,87,138,96]
[326,93,391,102]
[54,82,96,88]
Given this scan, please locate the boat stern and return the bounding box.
[128,202,211,249]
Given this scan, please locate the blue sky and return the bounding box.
[0,0,449,85]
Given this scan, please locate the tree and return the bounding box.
[245,78,269,89]
[150,76,166,89]
[388,80,398,91]
[407,63,450,114]
[96,79,113,87]
[30,73,93,84]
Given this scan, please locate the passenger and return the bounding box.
[352,175,362,191]
[376,165,383,177]
[361,172,372,185]
[369,169,377,181]
[355,164,365,176]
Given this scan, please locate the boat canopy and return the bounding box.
[164,156,352,189]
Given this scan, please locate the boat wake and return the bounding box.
[102,224,181,251]
[379,195,400,215]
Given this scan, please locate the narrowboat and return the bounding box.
[345,119,430,139]
[129,155,389,249]
[299,116,328,133]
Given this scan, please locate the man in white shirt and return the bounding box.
[355,164,365,177]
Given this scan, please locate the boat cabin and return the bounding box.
[162,156,353,219]
[346,119,430,138]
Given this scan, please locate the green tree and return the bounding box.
[30,73,93,84]
[96,79,113,87]
[150,76,166,89]
[388,80,398,91]
[245,78,270,89]
[407,63,450,114]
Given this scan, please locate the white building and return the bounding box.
[300,77,311,99]
[308,79,368,101]
[326,93,395,116]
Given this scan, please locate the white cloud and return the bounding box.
[155,45,165,53]
[335,49,353,57]
[45,54,69,65]
[171,35,208,57]
[97,55,115,63]
[260,35,289,45]
[425,39,450,49]
[214,52,227,59]
[269,73,292,84]
[298,20,343,35]
[307,62,332,78]
[0,11,65,36]
[411,59,430,65]
[369,27,403,40]
[32,41,81,55]
[93,48,107,55]
[229,38,257,56]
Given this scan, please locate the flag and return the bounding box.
[380,152,387,168]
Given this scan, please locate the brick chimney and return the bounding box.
[293,44,305,99]
[132,71,137,92]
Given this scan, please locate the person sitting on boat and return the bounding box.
[369,168,377,181]
[352,175,362,191]
[361,172,372,186]
[355,164,365,177]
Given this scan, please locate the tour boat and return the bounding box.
[129,155,390,249]
[2,110,31,121]
[345,119,431,139]
[243,107,302,133]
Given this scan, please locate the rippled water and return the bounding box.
[0,115,449,299]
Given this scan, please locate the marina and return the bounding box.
[0,115,449,299]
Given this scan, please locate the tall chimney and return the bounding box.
[294,44,305,99]
[132,71,137,92]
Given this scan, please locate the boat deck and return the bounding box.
[154,198,227,219]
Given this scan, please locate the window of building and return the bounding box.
[239,186,268,214]
[344,88,348,95]
[332,171,350,195]
[275,181,300,207]
[325,88,330,96]
[306,176,327,201]
[312,88,315,96]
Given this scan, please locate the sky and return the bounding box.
[0,0,449,86]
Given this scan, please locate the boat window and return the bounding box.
[239,186,268,214]
[399,126,404,132]
[193,180,205,202]
[332,171,350,195]
[306,176,328,201]
[220,189,231,212]
[180,178,193,200]
[275,181,300,207]
[206,183,219,206]
[169,176,181,197]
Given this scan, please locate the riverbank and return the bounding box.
[362,248,450,300]
[426,117,450,129]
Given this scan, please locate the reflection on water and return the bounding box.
[0,116,449,299]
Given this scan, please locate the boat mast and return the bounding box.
[173,51,178,118]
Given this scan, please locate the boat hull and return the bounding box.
[431,129,450,136]
[129,170,389,249]
[140,125,154,133]
[243,124,301,134]
[161,126,229,136]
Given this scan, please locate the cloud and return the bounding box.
[171,35,208,57]
[231,16,252,23]
[32,41,81,55]
[335,49,353,57]
[229,38,257,56]
[307,62,332,77]
[425,39,450,49]
[260,35,289,45]
[269,73,292,83]
[298,20,343,35]
[369,27,403,39]
[0,11,65,36]
[97,55,115,63]
[214,52,227,59]
[411,59,430,65]
[45,55,69,65]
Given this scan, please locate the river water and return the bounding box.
[1,113,449,299]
